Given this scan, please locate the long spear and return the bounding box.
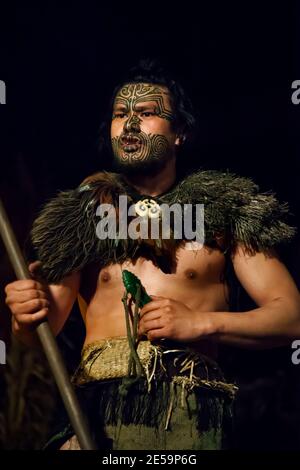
[0,198,97,450]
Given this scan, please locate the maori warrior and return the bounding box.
[5,60,299,450]
[30,169,294,450]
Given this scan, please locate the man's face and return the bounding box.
[110,83,180,174]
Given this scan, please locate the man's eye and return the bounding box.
[113,113,127,119]
[141,112,155,117]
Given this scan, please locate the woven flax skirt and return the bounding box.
[46,337,237,450]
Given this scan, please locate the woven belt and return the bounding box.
[71,337,238,400]
[72,337,156,384]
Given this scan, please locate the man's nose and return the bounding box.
[123,114,141,133]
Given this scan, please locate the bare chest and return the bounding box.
[80,245,227,303]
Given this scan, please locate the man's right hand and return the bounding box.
[5,262,50,334]
[5,261,80,345]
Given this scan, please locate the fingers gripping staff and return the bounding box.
[0,199,97,450]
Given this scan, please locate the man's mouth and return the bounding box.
[120,134,141,152]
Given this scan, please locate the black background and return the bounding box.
[0,1,300,451]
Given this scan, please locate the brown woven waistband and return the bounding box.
[72,337,156,383]
[72,337,238,398]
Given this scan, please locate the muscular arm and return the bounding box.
[211,246,300,348]
[47,271,81,335]
[139,246,300,349]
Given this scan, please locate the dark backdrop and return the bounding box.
[0,2,300,450]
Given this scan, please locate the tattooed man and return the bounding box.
[5,61,300,450]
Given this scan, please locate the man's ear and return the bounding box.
[175,134,186,146]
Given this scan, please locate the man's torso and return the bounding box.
[78,244,229,358]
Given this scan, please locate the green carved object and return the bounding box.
[122,270,152,307]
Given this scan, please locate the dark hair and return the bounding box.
[98,59,197,159]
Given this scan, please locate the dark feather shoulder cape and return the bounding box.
[30,171,295,283]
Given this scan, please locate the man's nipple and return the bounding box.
[185,269,197,280]
[101,271,111,283]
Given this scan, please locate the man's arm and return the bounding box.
[139,246,300,349]
[209,245,300,348]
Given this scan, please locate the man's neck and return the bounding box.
[124,158,176,197]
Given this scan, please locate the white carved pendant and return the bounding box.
[134,198,161,219]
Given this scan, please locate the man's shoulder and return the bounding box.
[171,169,295,254]
[164,169,259,207]
[178,169,259,192]
[80,171,118,186]
[79,171,124,189]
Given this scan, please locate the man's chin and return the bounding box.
[112,155,165,176]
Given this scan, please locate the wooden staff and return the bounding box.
[0,199,96,450]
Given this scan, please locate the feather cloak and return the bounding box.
[30,170,295,283]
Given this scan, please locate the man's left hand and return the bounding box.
[138,296,215,342]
